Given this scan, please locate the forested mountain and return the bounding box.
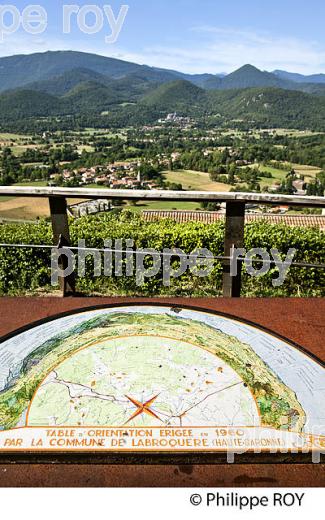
[273,70,325,84]
[219,65,290,89]
[142,80,206,110]
[1,77,325,132]
[207,87,325,129]
[0,51,220,93]
[25,68,114,96]
[1,51,325,131]
[217,65,325,94]
[1,50,325,94]
[0,51,144,91]
[62,80,126,110]
[0,89,67,118]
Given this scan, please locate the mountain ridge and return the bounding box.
[1,79,325,132]
[1,50,325,95]
[1,51,325,131]
[273,70,325,84]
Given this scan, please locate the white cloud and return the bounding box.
[0,33,72,58]
[113,27,325,75]
[0,26,324,76]
[191,26,325,73]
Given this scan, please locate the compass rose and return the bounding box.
[124,394,163,424]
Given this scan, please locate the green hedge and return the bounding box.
[0,212,324,296]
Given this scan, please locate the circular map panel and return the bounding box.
[27,336,260,428]
[0,304,324,453]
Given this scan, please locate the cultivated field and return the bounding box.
[0,196,91,221]
[0,197,51,220]
[163,170,231,192]
[246,162,322,188]
[127,201,200,213]
[291,163,322,178]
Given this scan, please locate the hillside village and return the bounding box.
[52,145,313,198]
[56,162,161,191]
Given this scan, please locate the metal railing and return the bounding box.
[0,186,325,297]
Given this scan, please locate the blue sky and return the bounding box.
[1,0,325,74]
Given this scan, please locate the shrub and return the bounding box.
[0,212,324,297]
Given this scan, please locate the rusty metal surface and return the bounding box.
[0,463,324,488]
[0,297,324,487]
[1,298,324,361]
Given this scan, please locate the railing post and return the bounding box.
[223,201,245,297]
[49,196,75,297]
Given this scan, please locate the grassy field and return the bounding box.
[86,183,115,190]
[0,196,92,221]
[219,128,323,139]
[248,164,287,187]
[0,133,34,156]
[126,201,201,213]
[246,162,322,188]
[0,196,15,202]
[14,181,48,187]
[0,132,31,141]
[0,197,51,220]
[163,170,231,192]
[261,129,323,138]
[77,145,95,153]
[0,129,125,157]
[291,163,322,178]
[0,181,48,211]
[257,165,286,177]
[80,128,126,139]
[11,145,43,156]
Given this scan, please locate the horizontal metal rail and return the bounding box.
[0,186,325,207]
[0,243,324,270]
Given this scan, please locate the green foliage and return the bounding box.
[2,73,325,132]
[207,88,325,131]
[0,213,323,297]
[142,80,205,112]
[0,221,52,294]
[0,89,67,121]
